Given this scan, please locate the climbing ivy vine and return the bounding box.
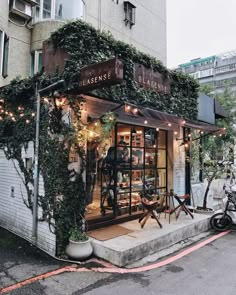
[0,20,199,255]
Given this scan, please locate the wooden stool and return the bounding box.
[171,194,194,219]
[138,198,163,229]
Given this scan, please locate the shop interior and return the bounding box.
[84,123,168,220]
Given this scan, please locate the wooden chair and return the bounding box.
[138,196,165,229]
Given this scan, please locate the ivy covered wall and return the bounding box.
[0,20,199,255]
[50,20,199,119]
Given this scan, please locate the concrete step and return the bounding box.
[91,213,211,267]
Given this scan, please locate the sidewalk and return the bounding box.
[91,212,212,267]
[0,211,212,280]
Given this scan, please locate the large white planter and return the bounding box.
[66,239,93,260]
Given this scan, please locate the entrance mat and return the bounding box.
[88,225,133,241]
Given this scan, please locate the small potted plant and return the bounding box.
[65,226,93,260]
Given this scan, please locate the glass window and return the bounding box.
[0,31,2,74]
[97,123,168,219]
[43,0,52,18]
[158,130,166,148]
[34,0,84,22]
[2,33,9,78]
[30,50,42,76]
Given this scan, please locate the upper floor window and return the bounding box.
[0,30,9,78]
[124,1,136,28]
[33,0,84,23]
[30,50,42,76]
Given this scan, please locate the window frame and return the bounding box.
[0,30,9,78]
[30,49,42,76]
[124,1,136,28]
[33,0,84,23]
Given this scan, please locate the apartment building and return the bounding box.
[0,0,167,87]
[177,50,236,96]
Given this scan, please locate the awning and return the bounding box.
[83,95,222,133]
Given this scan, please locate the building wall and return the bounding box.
[31,20,63,51]
[173,129,185,196]
[85,0,167,64]
[0,143,56,255]
[178,51,236,96]
[0,0,167,87]
[7,22,31,81]
[0,0,31,86]
[0,0,10,86]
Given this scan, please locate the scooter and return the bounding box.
[210,185,236,231]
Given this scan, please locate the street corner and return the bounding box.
[0,227,65,290]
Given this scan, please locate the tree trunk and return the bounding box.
[203,172,217,209]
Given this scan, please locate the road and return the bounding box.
[1,229,236,295]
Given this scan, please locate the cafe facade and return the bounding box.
[0,20,223,256]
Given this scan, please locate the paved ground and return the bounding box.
[0,227,234,295]
[0,228,65,289]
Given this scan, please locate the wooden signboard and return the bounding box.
[78,58,124,92]
[134,64,171,94]
[42,41,69,75]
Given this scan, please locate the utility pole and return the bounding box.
[32,80,64,240]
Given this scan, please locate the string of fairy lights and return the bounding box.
[0,97,226,148]
[0,98,36,123]
[124,103,226,147]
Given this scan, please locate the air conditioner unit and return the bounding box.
[9,0,36,20]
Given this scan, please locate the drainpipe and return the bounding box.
[81,0,86,21]
[98,0,102,31]
[32,80,65,240]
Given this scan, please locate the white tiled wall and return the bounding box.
[0,142,56,255]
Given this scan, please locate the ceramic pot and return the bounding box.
[66,239,93,260]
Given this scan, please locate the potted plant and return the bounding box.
[65,226,93,260]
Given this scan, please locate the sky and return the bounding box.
[167,0,236,68]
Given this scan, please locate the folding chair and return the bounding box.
[171,194,194,219]
[138,196,165,229]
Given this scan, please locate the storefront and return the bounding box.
[78,94,224,228]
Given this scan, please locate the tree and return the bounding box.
[192,85,236,210]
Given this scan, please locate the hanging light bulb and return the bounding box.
[144,120,148,124]
[125,104,131,112]
[174,131,178,135]
[156,127,159,131]
[26,119,30,124]
[182,120,186,125]
[188,133,191,137]
[20,113,25,117]
[185,143,188,148]
[168,123,172,127]
[133,108,138,114]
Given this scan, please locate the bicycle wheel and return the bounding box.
[210,213,233,232]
